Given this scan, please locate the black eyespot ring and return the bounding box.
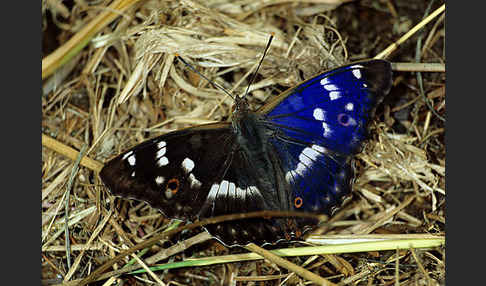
[338,113,350,126]
[294,197,303,208]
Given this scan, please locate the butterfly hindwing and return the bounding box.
[196,137,322,245]
[268,137,353,214]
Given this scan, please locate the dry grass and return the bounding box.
[42,0,445,285]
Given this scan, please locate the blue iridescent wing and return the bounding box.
[260,60,392,214]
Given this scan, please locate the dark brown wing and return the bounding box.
[100,123,236,220]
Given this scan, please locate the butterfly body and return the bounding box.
[100,59,393,246]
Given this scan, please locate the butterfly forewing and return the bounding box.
[261,60,392,154]
[100,123,236,220]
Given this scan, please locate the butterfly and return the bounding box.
[100,58,392,247]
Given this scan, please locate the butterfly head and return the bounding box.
[231,95,251,122]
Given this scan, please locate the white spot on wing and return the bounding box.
[127,154,136,166]
[131,171,135,178]
[228,182,236,198]
[299,152,313,166]
[329,91,341,100]
[188,173,202,188]
[285,164,307,184]
[324,84,339,91]
[236,187,245,200]
[247,186,262,198]
[352,69,362,79]
[322,122,332,137]
[155,176,165,185]
[122,151,133,160]
[345,102,354,111]
[285,171,297,184]
[295,162,307,176]
[156,148,166,158]
[220,180,229,195]
[157,156,169,167]
[157,141,166,149]
[320,77,331,85]
[302,147,320,161]
[312,144,327,154]
[313,108,325,121]
[207,184,220,200]
[181,158,195,173]
[155,143,169,166]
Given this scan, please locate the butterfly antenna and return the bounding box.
[242,32,274,99]
[175,54,234,99]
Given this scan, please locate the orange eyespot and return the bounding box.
[294,197,303,208]
[167,178,180,194]
[295,229,302,238]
